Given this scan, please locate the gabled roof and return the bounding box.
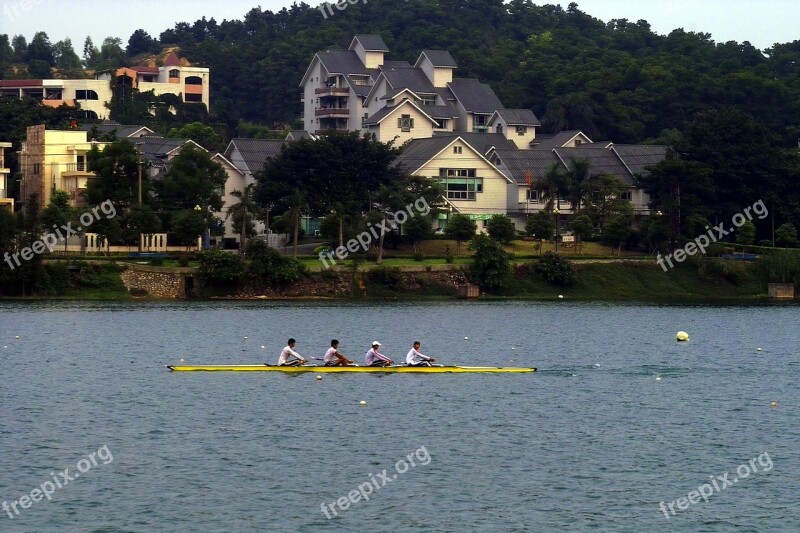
[530,130,590,150]
[419,105,458,119]
[137,138,206,175]
[350,35,389,52]
[432,132,517,155]
[131,66,159,74]
[285,130,317,141]
[396,134,515,173]
[317,50,372,76]
[382,66,437,94]
[363,99,438,126]
[554,146,635,185]
[610,145,668,177]
[447,78,504,114]
[415,50,458,69]
[489,109,541,127]
[224,138,286,175]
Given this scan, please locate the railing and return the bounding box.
[64,162,90,172]
[315,86,349,95]
[315,108,349,117]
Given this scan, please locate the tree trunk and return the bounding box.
[292,208,299,258]
[240,211,247,255]
[338,216,344,249]
[377,213,386,264]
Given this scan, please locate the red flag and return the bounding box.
[525,168,532,187]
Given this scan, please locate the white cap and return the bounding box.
[372,341,382,346]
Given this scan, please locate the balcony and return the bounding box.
[315,108,349,118]
[62,162,96,177]
[315,86,350,97]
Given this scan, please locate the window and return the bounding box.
[33,163,40,175]
[496,124,503,134]
[516,126,527,135]
[574,139,583,146]
[526,189,539,204]
[621,191,632,201]
[421,96,436,106]
[185,76,202,85]
[185,93,203,102]
[438,169,482,200]
[143,75,154,82]
[76,155,86,171]
[75,90,99,100]
[433,119,447,129]
[453,146,462,155]
[169,69,180,79]
[398,114,414,132]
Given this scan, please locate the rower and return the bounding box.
[365,341,393,367]
[278,338,307,366]
[406,341,436,367]
[324,339,353,366]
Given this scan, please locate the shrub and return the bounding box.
[367,266,404,289]
[150,257,164,266]
[469,234,512,290]
[758,251,800,286]
[699,258,744,284]
[445,251,454,264]
[246,241,306,288]
[487,214,516,244]
[177,257,190,267]
[198,249,245,286]
[319,268,339,281]
[412,252,424,262]
[534,252,575,287]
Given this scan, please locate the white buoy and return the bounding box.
[180,358,185,362]
[757,348,762,352]
[771,401,779,407]
[511,347,515,350]
[656,376,662,381]
[14,336,19,339]
[261,345,266,349]
[316,375,322,380]
[359,400,367,405]
[558,295,564,299]
[464,336,469,340]
[676,331,689,342]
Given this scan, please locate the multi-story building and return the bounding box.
[0,142,12,211]
[0,51,209,120]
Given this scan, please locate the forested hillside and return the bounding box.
[2,0,799,145]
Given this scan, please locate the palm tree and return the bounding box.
[539,163,568,212]
[566,158,592,214]
[227,183,259,255]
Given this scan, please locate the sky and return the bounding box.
[0,0,798,51]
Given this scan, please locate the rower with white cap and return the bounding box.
[365,341,393,367]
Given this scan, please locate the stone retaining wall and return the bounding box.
[120,265,198,298]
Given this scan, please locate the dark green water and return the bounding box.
[1,301,798,532]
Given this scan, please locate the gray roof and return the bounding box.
[417,50,458,68]
[80,122,153,139]
[352,35,389,52]
[554,146,635,185]
[419,105,458,119]
[432,132,516,155]
[363,106,404,126]
[492,109,541,126]
[447,78,504,114]
[492,149,562,184]
[137,138,193,165]
[611,145,668,177]
[225,138,286,175]
[381,60,413,70]
[317,50,371,76]
[383,66,437,94]
[346,75,373,96]
[530,130,587,150]
[286,131,313,141]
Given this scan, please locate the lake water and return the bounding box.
[0,300,798,532]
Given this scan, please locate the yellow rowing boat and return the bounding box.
[167,364,535,373]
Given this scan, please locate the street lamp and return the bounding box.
[553,208,561,253]
[194,204,209,251]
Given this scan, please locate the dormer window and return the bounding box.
[496,124,503,134]
[516,126,527,136]
[453,146,463,155]
[169,69,180,79]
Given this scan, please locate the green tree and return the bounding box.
[124,205,161,245]
[444,214,477,256]
[539,164,569,212]
[155,144,227,213]
[569,214,594,252]
[40,190,74,253]
[54,38,82,70]
[85,140,141,209]
[171,209,205,247]
[82,36,99,68]
[166,122,223,151]
[603,202,634,255]
[525,212,554,239]
[127,29,159,57]
[27,32,54,65]
[469,234,512,291]
[487,214,516,244]
[11,35,27,63]
[404,214,434,253]
[775,223,798,248]
[735,221,756,246]
[198,248,244,286]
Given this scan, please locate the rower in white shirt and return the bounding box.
[406,341,436,367]
[323,339,353,366]
[278,338,307,366]
[365,341,393,367]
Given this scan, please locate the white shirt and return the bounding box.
[406,347,432,365]
[278,345,302,365]
[365,348,390,365]
[323,347,338,363]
